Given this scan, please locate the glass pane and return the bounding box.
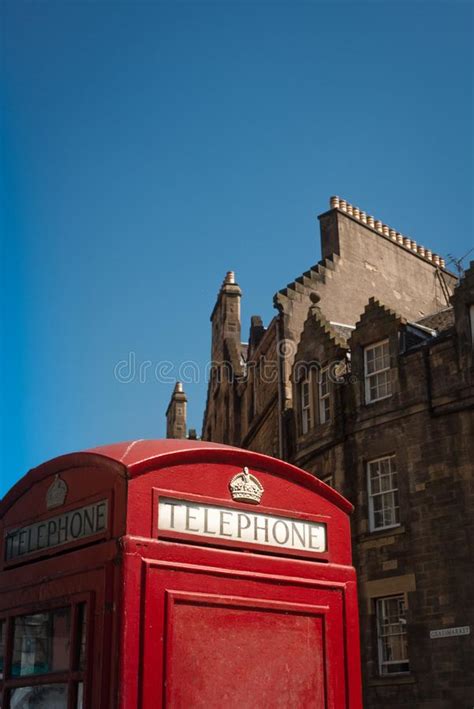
[366,348,375,373]
[77,604,87,671]
[380,473,392,492]
[302,382,310,406]
[369,378,379,399]
[383,660,409,675]
[370,475,381,495]
[76,681,83,709]
[10,683,68,709]
[12,608,71,677]
[373,509,383,528]
[302,408,311,433]
[384,506,393,527]
[320,369,329,396]
[0,619,5,680]
[377,595,409,674]
[323,397,330,421]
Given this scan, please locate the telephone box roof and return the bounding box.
[1,439,353,515]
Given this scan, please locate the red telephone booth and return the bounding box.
[0,440,362,708]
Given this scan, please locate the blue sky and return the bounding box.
[1,1,473,495]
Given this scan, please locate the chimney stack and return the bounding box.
[166,381,187,439]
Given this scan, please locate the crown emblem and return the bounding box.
[46,475,68,510]
[229,467,264,505]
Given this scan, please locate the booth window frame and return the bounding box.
[0,592,92,709]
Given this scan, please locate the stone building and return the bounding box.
[165,196,474,707]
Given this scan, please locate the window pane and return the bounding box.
[323,397,330,421]
[369,381,376,399]
[302,408,311,433]
[10,684,68,709]
[377,595,409,675]
[370,475,380,495]
[77,604,87,671]
[380,473,393,493]
[0,620,5,680]
[302,382,310,406]
[368,457,399,531]
[377,371,391,398]
[382,504,395,526]
[365,341,391,402]
[320,369,329,396]
[12,608,71,677]
[366,348,375,373]
[373,509,383,529]
[300,378,312,434]
[77,682,84,709]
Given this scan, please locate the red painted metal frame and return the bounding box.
[0,440,362,709]
[0,455,127,709]
[92,439,353,513]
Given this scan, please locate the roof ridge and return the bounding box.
[329,195,447,270]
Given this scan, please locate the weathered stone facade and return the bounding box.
[166,196,474,706]
[291,288,474,707]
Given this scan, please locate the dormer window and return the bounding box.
[300,377,313,435]
[364,339,391,403]
[318,367,331,424]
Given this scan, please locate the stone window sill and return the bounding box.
[357,525,406,544]
[368,674,415,687]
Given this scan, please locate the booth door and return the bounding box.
[141,563,347,709]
